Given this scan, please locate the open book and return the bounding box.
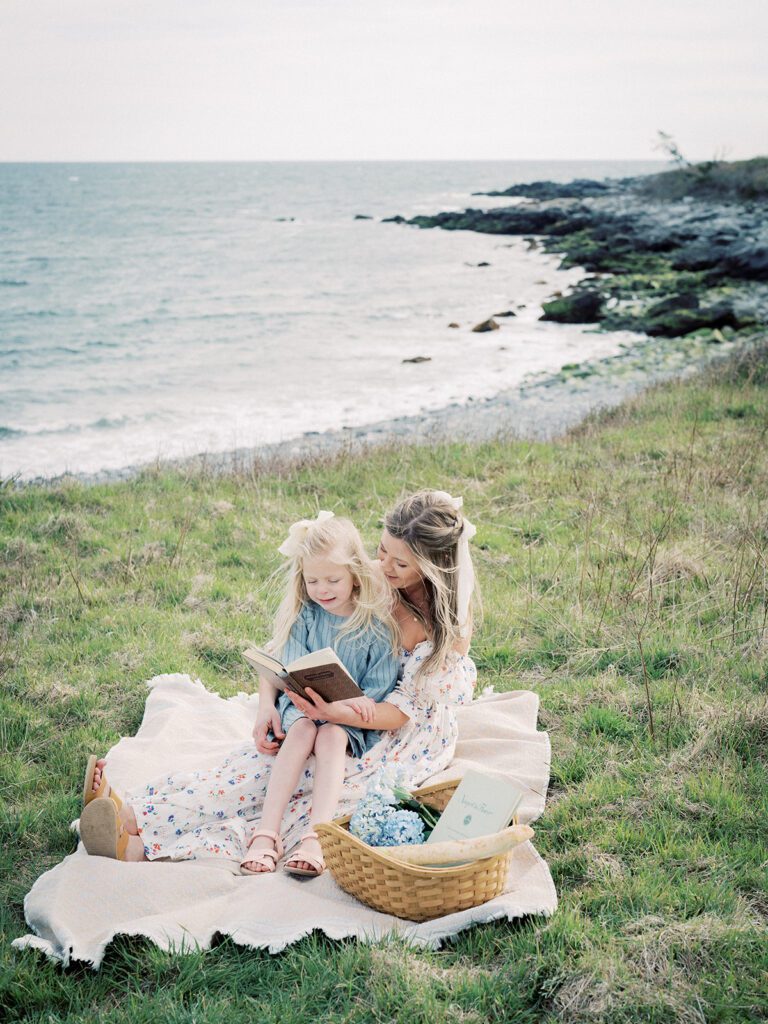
[243,645,364,703]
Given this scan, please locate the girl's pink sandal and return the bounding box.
[240,829,284,875]
[82,754,123,813]
[284,831,326,878]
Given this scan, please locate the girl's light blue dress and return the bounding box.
[276,602,399,760]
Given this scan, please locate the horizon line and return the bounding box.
[0,156,676,165]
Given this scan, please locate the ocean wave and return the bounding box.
[126,310,261,324]
[0,414,138,440]
[17,310,69,319]
[0,345,80,360]
[0,338,122,360]
[0,279,28,287]
[91,416,132,430]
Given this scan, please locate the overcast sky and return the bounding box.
[1,0,766,161]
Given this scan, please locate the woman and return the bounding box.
[82,491,478,875]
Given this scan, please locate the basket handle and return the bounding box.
[380,823,534,866]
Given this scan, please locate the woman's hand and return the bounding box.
[286,689,409,731]
[252,707,285,755]
[337,695,377,723]
[285,687,341,723]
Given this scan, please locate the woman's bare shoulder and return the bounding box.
[392,596,428,650]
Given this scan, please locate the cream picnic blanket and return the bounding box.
[13,674,556,968]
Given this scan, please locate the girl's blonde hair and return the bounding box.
[384,490,478,676]
[272,516,396,656]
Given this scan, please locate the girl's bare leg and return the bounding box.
[289,723,348,871]
[123,834,148,861]
[242,717,318,871]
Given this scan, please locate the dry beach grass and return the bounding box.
[1,344,767,1022]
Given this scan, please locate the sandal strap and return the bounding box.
[286,850,324,872]
[241,830,284,872]
[285,832,324,871]
[110,784,123,812]
[116,821,130,861]
[247,829,284,857]
[106,781,123,813]
[243,848,280,867]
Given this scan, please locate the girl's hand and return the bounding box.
[337,695,377,723]
[252,707,285,755]
[286,687,340,723]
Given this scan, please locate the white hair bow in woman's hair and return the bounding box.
[278,510,335,558]
[433,491,476,637]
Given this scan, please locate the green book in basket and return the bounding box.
[425,770,523,848]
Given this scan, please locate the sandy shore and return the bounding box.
[36,330,744,488]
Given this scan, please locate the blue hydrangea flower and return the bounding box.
[349,765,426,847]
[368,763,408,804]
[375,810,425,847]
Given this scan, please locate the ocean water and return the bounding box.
[0,160,661,480]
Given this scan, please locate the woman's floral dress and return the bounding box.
[129,641,477,863]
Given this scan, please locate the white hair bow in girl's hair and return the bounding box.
[278,510,335,558]
[433,491,477,637]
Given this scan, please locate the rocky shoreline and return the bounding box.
[384,159,768,342]
[25,160,767,489]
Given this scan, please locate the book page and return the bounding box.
[242,648,291,692]
[243,646,285,673]
[287,646,355,684]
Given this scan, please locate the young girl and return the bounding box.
[240,512,399,876]
[80,511,399,878]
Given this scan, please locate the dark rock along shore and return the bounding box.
[384,158,768,343]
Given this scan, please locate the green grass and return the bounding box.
[2,345,768,1023]
[638,156,768,202]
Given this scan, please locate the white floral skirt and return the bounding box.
[129,648,476,862]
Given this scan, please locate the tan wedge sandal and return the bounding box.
[79,797,130,860]
[82,754,123,813]
[283,831,325,878]
[240,829,284,875]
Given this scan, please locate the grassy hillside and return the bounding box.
[639,156,768,202]
[2,345,767,1023]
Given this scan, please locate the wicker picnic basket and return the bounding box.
[314,777,517,922]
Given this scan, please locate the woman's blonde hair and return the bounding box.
[384,490,478,676]
[272,516,396,657]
